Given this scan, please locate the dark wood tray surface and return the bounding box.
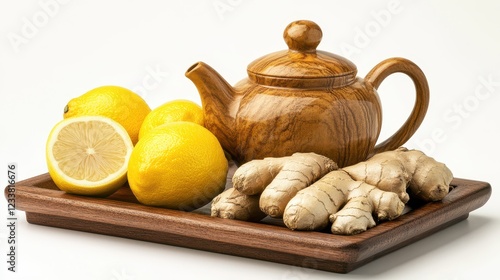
[5,165,491,274]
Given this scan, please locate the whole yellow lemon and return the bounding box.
[128,121,228,210]
[138,99,204,140]
[64,85,151,145]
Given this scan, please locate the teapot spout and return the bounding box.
[185,61,238,155]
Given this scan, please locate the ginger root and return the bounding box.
[233,153,338,218]
[211,188,266,222]
[211,147,453,235]
[284,170,405,234]
[343,147,453,202]
[211,153,337,221]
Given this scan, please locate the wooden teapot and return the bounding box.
[186,20,429,167]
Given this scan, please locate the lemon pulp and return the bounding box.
[46,116,133,196]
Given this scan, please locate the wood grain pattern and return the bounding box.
[5,171,491,273]
[185,20,430,167]
[247,19,358,88]
[366,57,430,154]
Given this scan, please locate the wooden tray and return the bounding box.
[4,165,491,274]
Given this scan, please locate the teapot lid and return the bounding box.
[247,20,357,88]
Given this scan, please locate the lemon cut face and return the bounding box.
[46,116,133,196]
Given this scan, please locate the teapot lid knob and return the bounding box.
[247,19,357,88]
[283,20,322,53]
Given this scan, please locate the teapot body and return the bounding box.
[232,77,382,167]
[187,20,430,167]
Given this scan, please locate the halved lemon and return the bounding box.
[46,116,133,196]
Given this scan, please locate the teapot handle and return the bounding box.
[365,57,430,155]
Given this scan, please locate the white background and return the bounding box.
[1,0,499,279]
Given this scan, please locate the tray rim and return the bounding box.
[5,173,492,273]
